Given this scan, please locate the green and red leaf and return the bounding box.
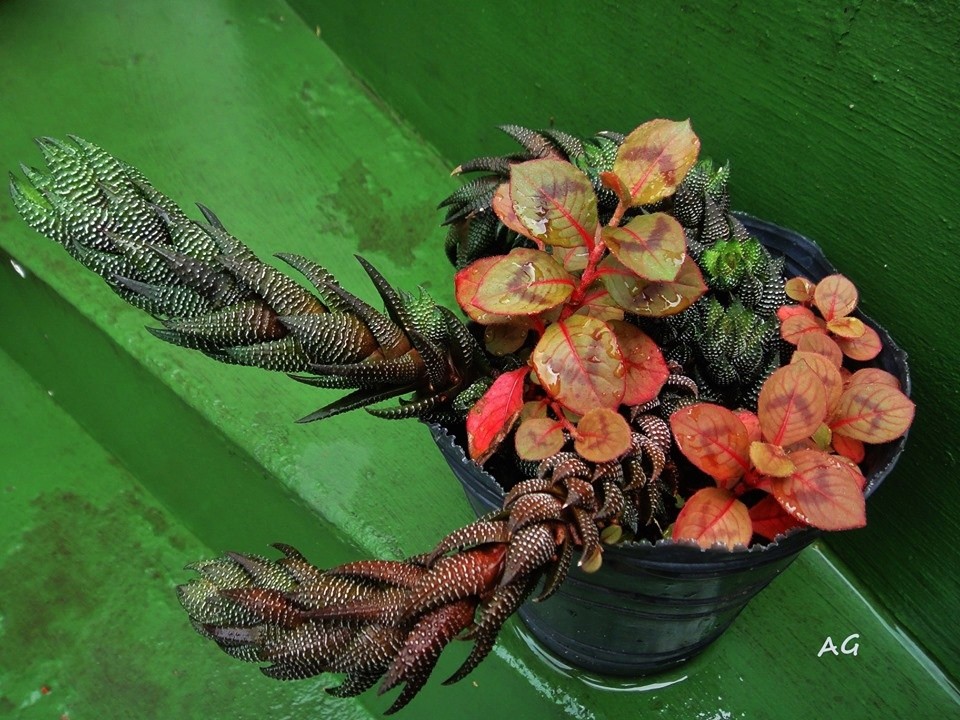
[748,495,805,542]
[673,487,752,549]
[531,315,626,415]
[574,408,633,463]
[830,383,915,444]
[612,119,701,207]
[813,274,858,321]
[572,283,625,322]
[515,417,566,461]
[757,363,828,447]
[769,449,866,530]
[483,321,531,356]
[670,403,751,487]
[466,367,529,463]
[602,213,687,282]
[507,158,598,248]
[600,254,706,317]
[455,248,575,323]
[608,320,669,406]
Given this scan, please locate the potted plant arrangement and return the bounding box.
[10,119,913,713]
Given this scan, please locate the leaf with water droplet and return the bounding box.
[669,403,750,487]
[602,212,687,282]
[768,449,865,530]
[612,118,701,207]
[608,320,669,406]
[748,495,804,542]
[673,487,752,549]
[599,254,705,316]
[531,315,625,415]
[505,158,598,248]
[455,248,574,324]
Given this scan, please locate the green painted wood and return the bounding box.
[0,0,957,717]
[290,0,960,682]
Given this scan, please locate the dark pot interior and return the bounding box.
[429,215,911,676]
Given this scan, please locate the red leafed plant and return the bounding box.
[669,333,914,548]
[459,120,702,466]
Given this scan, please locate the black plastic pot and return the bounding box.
[429,215,912,677]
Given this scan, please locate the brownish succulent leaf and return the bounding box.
[466,367,529,463]
[797,332,844,367]
[670,403,750,487]
[758,363,828,447]
[507,158,598,248]
[457,248,575,322]
[574,408,632,462]
[484,322,530,356]
[602,213,687,282]
[515,417,566,461]
[835,324,883,361]
[829,383,915,444]
[613,119,701,206]
[748,495,805,541]
[769,449,866,530]
[813,274,858,322]
[749,441,796,477]
[531,315,626,415]
[608,320,669,405]
[600,254,706,317]
[791,351,844,414]
[673,487,752,549]
[785,276,815,303]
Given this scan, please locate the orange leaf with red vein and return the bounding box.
[554,244,590,273]
[467,367,529,463]
[673,487,752,549]
[835,324,882,361]
[826,316,865,339]
[797,332,843,367]
[670,403,750,488]
[749,442,795,477]
[455,248,575,324]
[520,399,549,421]
[575,408,633,462]
[758,363,828,447]
[779,306,826,345]
[813,274,858,321]
[785,277,815,303]
[832,434,865,463]
[749,495,805,542]
[791,351,844,414]
[531,315,626,415]
[830,383,915,443]
[613,119,701,207]
[602,213,687,282]
[491,182,531,239]
[846,368,901,391]
[736,410,762,443]
[600,253,706,317]
[515,417,566,461]
[507,159,598,248]
[572,284,625,322]
[608,320,669,406]
[769,449,866,530]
